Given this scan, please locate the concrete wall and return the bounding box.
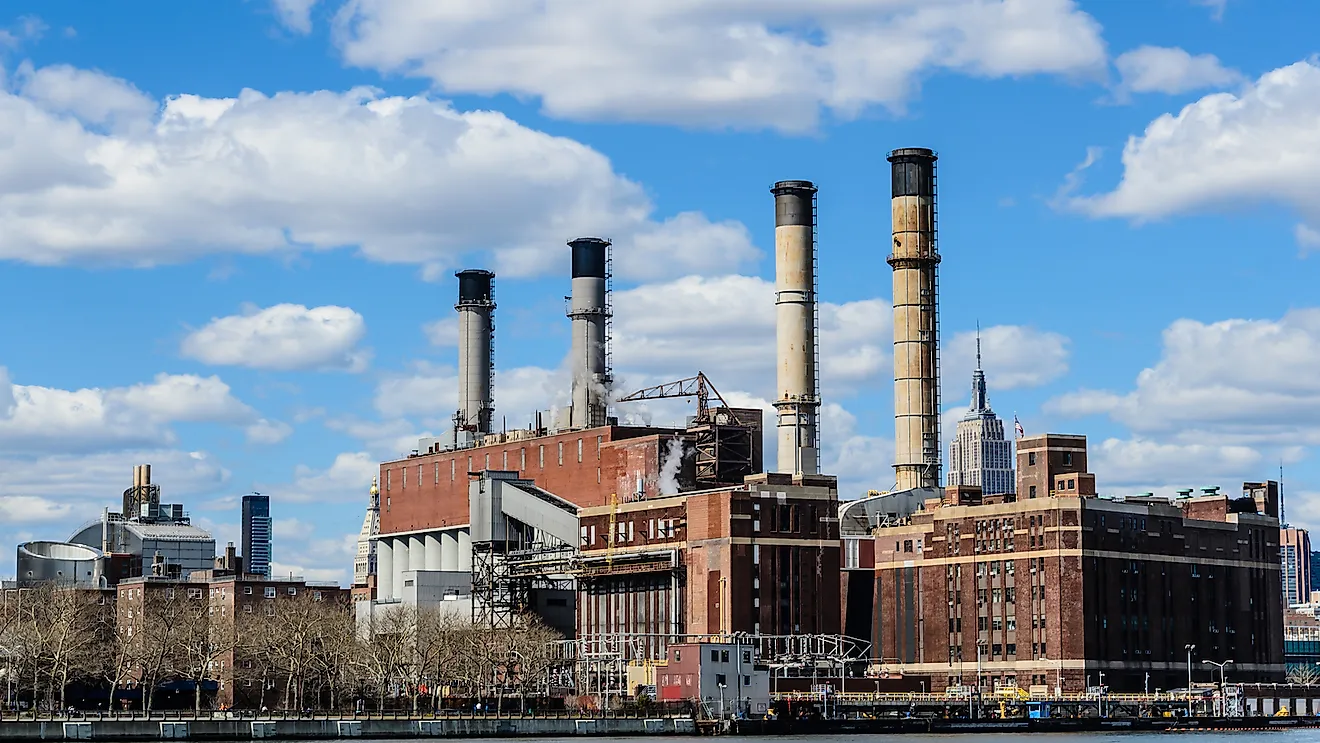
[0,717,696,740]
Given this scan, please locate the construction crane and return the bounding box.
[616,372,744,426]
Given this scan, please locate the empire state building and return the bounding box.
[948,334,1015,495]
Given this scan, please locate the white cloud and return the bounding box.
[0,448,230,530]
[331,0,1107,132]
[422,317,457,347]
[181,303,370,372]
[1088,437,1265,491]
[262,451,377,504]
[612,275,891,398]
[273,0,320,33]
[0,64,751,279]
[1113,46,1241,99]
[14,62,156,128]
[1045,309,1320,445]
[1191,0,1227,21]
[1069,59,1320,227]
[246,418,294,444]
[1297,223,1320,257]
[0,495,73,524]
[944,325,1070,398]
[0,368,268,453]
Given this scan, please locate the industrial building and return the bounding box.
[845,435,1286,693]
[15,464,216,588]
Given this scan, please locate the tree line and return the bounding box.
[0,584,561,714]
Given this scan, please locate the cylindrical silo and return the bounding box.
[771,180,820,475]
[455,269,495,447]
[887,148,942,491]
[567,237,612,429]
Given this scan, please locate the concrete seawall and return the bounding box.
[0,717,698,741]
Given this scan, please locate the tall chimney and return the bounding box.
[454,269,496,447]
[567,237,612,429]
[888,148,941,490]
[771,180,820,475]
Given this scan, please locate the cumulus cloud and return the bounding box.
[1045,308,1320,445]
[944,324,1071,399]
[273,0,320,33]
[182,303,370,372]
[422,317,457,347]
[0,368,274,453]
[1112,46,1242,99]
[246,418,294,444]
[1068,59,1320,229]
[1297,223,1320,257]
[1088,437,1266,492]
[0,448,230,531]
[261,451,377,504]
[612,275,891,398]
[0,64,751,279]
[331,0,1107,132]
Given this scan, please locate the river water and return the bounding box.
[281,735,1320,743]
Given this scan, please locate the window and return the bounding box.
[1067,479,1075,489]
[577,438,583,463]
[716,674,727,686]
[288,587,297,595]
[264,587,276,599]
[992,617,1003,631]
[1007,617,1016,631]
[711,650,719,662]
[188,588,203,599]
[264,605,275,616]
[402,466,407,488]
[742,651,752,663]
[1028,452,1036,466]
[558,442,564,466]
[244,586,253,595]
[243,605,252,614]
[386,469,392,491]
[721,650,730,663]
[520,449,526,471]
[434,463,439,484]
[743,675,751,686]
[1063,452,1073,466]
[484,453,490,469]
[539,445,545,469]
[1029,485,1037,499]
[166,588,175,599]
[502,452,508,469]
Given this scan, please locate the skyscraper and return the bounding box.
[354,478,380,588]
[947,330,1015,495]
[1282,526,1311,606]
[241,493,272,578]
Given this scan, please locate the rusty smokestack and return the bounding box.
[888,148,941,490]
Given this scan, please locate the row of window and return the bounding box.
[387,437,607,490]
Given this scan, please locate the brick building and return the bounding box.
[115,571,349,708]
[847,434,1285,694]
[574,473,840,660]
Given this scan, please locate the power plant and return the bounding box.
[346,146,1286,700]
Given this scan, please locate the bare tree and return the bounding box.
[507,615,561,714]
[166,590,237,713]
[1287,664,1320,685]
[356,606,413,712]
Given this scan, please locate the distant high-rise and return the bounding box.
[1282,526,1311,606]
[947,331,1015,495]
[241,494,272,578]
[354,478,380,588]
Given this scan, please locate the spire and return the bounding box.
[368,476,380,510]
[966,323,992,418]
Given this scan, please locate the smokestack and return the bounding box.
[567,237,612,429]
[887,148,941,490]
[141,463,150,486]
[770,180,820,475]
[454,269,496,447]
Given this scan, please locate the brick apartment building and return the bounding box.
[847,434,1285,693]
[116,570,349,707]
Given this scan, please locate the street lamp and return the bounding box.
[1185,644,1196,718]
[1202,660,1232,718]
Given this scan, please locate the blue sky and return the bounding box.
[1,0,1318,583]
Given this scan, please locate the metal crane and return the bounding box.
[615,371,744,426]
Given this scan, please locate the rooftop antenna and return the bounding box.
[1280,459,1286,526]
[976,320,982,371]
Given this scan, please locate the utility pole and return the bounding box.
[1202,660,1232,718]
[1185,644,1196,718]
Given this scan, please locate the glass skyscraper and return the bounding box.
[241,493,272,577]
